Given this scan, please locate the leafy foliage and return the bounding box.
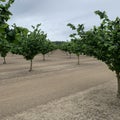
[40,40,56,61]
[82,11,120,97]
[12,24,47,71]
[67,23,85,64]
[0,0,14,38]
[60,41,74,58]
[0,0,14,63]
[0,39,10,63]
[68,11,120,96]
[84,11,120,73]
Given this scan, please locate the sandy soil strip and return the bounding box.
[2,80,120,120]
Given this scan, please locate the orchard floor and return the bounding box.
[0,50,118,120]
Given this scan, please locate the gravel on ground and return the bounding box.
[3,80,120,120]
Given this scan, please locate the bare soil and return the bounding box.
[0,50,115,119]
[4,80,120,120]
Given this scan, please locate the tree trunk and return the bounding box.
[65,52,68,56]
[43,54,45,61]
[69,53,71,59]
[3,57,6,64]
[77,55,80,65]
[29,59,32,72]
[116,71,120,98]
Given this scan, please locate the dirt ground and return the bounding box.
[0,50,115,119]
[3,80,120,120]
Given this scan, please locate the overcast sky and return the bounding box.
[8,0,120,41]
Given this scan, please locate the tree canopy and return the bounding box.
[83,11,120,97]
[11,24,47,71]
[0,0,14,63]
[68,10,120,97]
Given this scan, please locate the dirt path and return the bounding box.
[0,50,115,119]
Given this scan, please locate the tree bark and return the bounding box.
[3,57,6,64]
[69,53,71,59]
[65,52,68,56]
[43,54,45,61]
[77,55,80,65]
[29,59,32,72]
[116,71,120,98]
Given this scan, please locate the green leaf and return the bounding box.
[0,0,6,2]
